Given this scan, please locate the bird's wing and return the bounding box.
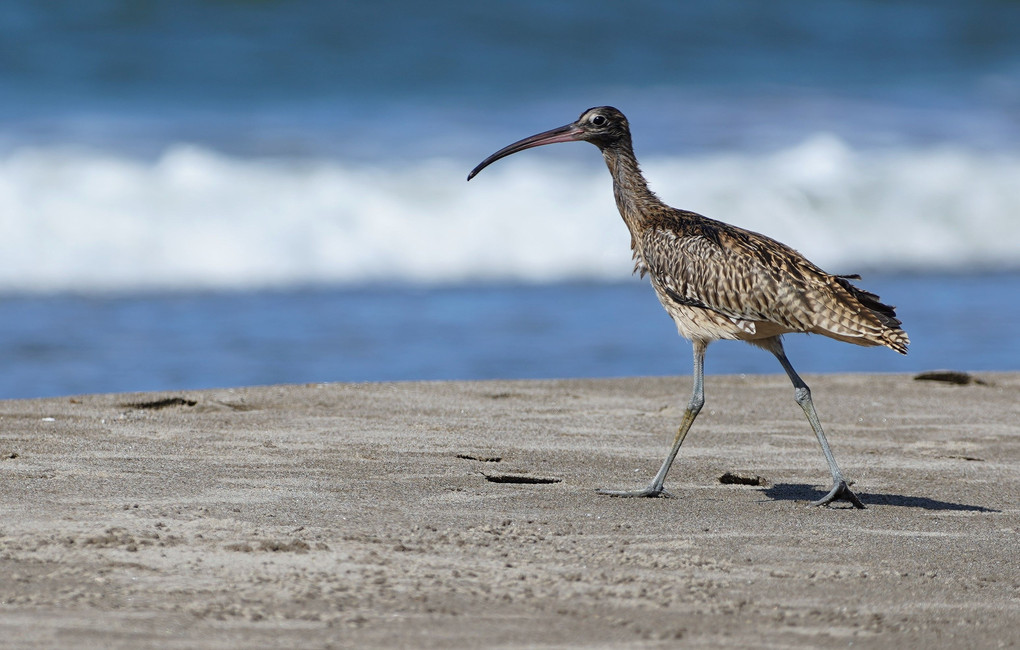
[637,220,887,338]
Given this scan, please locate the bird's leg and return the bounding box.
[769,342,865,509]
[598,341,707,498]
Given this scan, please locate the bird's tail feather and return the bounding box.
[835,276,909,354]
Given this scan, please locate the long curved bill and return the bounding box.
[467,123,585,181]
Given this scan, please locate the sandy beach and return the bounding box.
[1,373,1018,648]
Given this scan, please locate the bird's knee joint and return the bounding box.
[688,393,705,413]
[794,386,811,405]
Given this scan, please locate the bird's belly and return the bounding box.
[657,298,791,344]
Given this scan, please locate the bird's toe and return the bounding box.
[809,480,865,509]
[596,485,672,498]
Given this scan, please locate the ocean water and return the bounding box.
[0,1,1018,398]
[0,275,1016,400]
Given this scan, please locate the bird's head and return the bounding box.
[467,106,630,181]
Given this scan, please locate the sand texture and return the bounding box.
[1,373,1018,648]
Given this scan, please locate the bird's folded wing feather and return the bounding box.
[637,221,884,337]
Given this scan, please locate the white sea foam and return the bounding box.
[0,136,1017,292]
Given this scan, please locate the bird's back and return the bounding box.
[634,208,909,354]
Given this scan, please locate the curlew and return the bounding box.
[467,106,909,508]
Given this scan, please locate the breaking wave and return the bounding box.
[1,134,1017,292]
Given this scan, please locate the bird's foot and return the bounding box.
[809,480,865,509]
[596,485,672,498]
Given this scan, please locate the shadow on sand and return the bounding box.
[760,483,998,512]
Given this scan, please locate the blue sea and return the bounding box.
[0,1,1018,399]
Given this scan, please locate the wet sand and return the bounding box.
[1,373,1018,648]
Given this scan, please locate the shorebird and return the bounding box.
[467,106,908,508]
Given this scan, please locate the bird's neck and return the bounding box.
[601,142,667,240]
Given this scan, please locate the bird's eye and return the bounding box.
[590,114,607,126]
